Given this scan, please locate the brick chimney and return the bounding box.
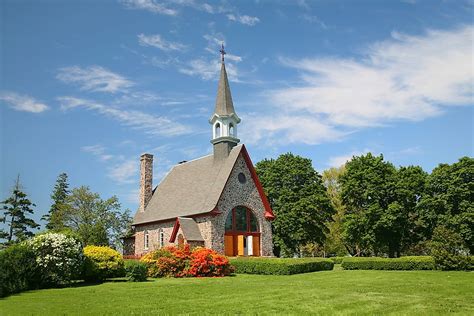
[139,153,153,212]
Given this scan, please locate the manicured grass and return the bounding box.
[1,269,473,315]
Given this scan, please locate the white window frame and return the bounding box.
[144,230,149,250]
[159,230,164,248]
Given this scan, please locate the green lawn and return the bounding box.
[1,268,473,315]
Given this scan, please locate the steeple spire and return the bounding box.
[209,43,241,160]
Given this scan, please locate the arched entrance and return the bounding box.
[224,206,260,256]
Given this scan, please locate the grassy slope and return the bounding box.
[1,269,473,315]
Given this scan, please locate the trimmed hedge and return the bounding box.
[124,260,148,282]
[341,256,435,270]
[230,257,334,275]
[330,257,345,264]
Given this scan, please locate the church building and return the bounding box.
[129,45,275,257]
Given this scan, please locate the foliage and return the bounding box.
[141,245,233,278]
[255,153,334,257]
[124,260,148,282]
[0,176,40,246]
[62,186,133,248]
[429,226,472,271]
[322,166,348,256]
[229,257,334,275]
[0,243,41,297]
[418,157,474,253]
[329,256,345,264]
[341,256,435,270]
[42,173,70,231]
[28,233,84,286]
[83,245,125,281]
[185,247,234,277]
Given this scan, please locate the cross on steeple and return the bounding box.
[219,43,226,63]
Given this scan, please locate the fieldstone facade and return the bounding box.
[139,153,153,212]
[133,153,273,257]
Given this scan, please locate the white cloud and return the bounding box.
[226,14,260,26]
[57,66,134,93]
[0,91,49,113]
[120,0,178,15]
[108,159,138,184]
[81,144,114,161]
[178,58,240,81]
[327,149,372,168]
[260,25,473,145]
[58,96,189,137]
[138,34,187,51]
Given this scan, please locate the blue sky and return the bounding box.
[1,0,473,226]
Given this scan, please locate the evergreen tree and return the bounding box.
[42,173,70,230]
[0,176,40,245]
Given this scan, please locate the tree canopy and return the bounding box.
[256,153,334,257]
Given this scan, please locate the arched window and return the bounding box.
[144,230,149,250]
[225,206,259,233]
[215,123,221,138]
[229,123,234,136]
[159,229,164,248]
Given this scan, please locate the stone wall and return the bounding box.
[211,153,274,256]
[139,153,153,212]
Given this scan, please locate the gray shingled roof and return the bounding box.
[133,144,243,225]
[178,217,204,241]
[213,62,239,119]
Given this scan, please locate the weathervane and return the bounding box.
[219,42,226,63]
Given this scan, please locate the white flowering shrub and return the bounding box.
[28,233,84,285]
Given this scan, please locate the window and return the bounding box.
[238,172,246,184]
[144,230,149,250]
[159,230,164,248]
[229,123,234,136]
[215,123,221,137]
[225,206,259,233]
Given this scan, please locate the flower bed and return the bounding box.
[140,245,233,278]
[230,257,334,275]
[341,256,435,270]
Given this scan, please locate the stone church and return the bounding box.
[128,46,275,257]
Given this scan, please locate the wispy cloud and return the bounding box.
[327,149,372,168]
[58,96,189,137]
[178,58,240,81]
[108,159,138,184]
[81,144,114,161]
[120,0,177,16]
[57,66,134,93]
[138,33,187,51]
[226,14,260,26]
[0,91,49,113]
[257,25,473,145]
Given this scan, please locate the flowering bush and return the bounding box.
[140,245,233,278]
[83,245,125,282]
[184,247,234,277]
[28,233,83,286]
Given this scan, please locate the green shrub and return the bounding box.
[0,243,41,297]
[230,257,334,275]
[429,226,473,271]
[29,233,84,286]
[330,257,345,264]
[124,260,148,282]
[83,245,124,282]
[341,256,435,270]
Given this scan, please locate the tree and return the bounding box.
[322,166,348,256]
[62,186,132,248]
[42,173,70,231]
[418,157,474,253]
[340,153,399,256]
[0,176,40,245]
[256,153,334,257]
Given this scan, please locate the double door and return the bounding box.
[224,234,260,256]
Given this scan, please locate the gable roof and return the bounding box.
[133,144,275,225]
[169,217,204,242]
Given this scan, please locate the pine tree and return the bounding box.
[42,173,70,231]
[0,176,40,244]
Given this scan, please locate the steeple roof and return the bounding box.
[211,44,240,122]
